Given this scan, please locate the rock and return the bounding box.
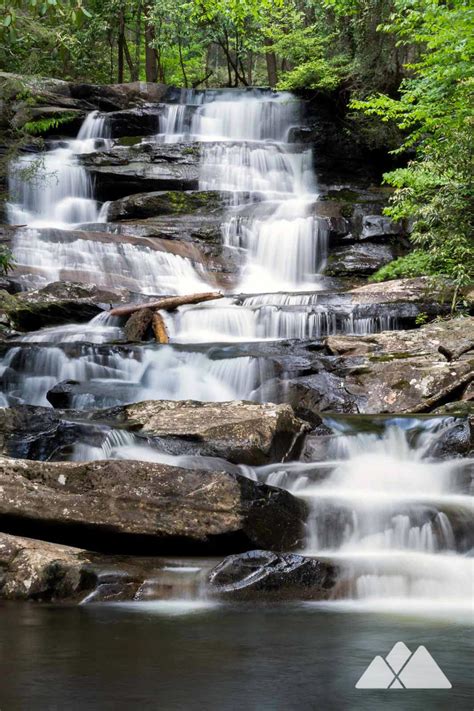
[324,318,474,414]
[106,188,226,221]
[281,371,357,418]
[46,381,138,410]
[421,417,472,459]
[80,143,201,199]
[348,277,454,306]
[123,308,154,341]
[325,243,398,276]
[0,532,96,601]
[360,214,404,240]
[0,531,210,603]
[0,405,113,459]
[0,458,309,554]
[207,550,339,600]
[68,82,169,111]
[99,107,161,137]
[94,400,308,465]
[0,289,103,331]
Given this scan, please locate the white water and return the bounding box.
[159,91,326,293]
[245,418,474,615]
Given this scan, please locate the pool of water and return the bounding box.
[0,602,472,710]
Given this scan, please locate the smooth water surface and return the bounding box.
[0,603,471,710]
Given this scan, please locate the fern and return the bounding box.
[23,113,78,136]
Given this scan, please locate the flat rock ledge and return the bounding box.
[0,458,309,555]
[92,400,309,465]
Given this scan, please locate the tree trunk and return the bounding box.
[265,39,278,87]
[144,3,157,82]
[178,35,188,88]
[118,10,125,83]
[109,292,223,318]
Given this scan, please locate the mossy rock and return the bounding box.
[0,289,101,331]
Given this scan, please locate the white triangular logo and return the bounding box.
[356,643,452,689]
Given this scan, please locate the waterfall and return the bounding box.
[244,417,473,612]
[160,90,325,293]
[0,339,268,408]
[7,111,112,229]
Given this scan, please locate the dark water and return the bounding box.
[0,602,472,710]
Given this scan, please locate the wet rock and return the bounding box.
[46,380,138,410]
[106,188,226,221]
[0,458,309,554]
[422,417,472,459]
[97,107,160,137]
[325,242,398,276]
[0,532,97,601]
[81,143,201,200]
[207,550,339,600]
[0,405,85,460]
[0,284,107,331]
[94,400,308,465]
[68,82,169,111]
[0,532,203,603]
[282,371,357,418]
[360,214,404,240]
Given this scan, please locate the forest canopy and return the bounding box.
[1,0,473,289]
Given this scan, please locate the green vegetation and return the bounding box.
[1,0,473,288]
[0,248,14,276]
[23,113,78,135]
[356,0,474,292]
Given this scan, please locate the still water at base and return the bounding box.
[0,602,472,710]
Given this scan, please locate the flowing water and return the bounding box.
[2,87,472,656]
[244,416,473,618]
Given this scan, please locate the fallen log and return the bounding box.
[124,308,153,341]
[109,291,223,318]
[152,311,169,344]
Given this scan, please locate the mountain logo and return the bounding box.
[355,641,452,689]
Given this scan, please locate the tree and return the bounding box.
[353,0,474,294]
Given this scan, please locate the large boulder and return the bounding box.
[207,550,339,600]
[106,188,226,221]
[0,532,211,602]
[80,143,201,199]
[324,317,474,414]
[325,242,398,276]
[93,400,309,465]
[0,282,118,331]
[0,458,309,554]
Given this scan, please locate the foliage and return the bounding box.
[23,113,78,135]
[0,248,14,276]
[353,0,474,291]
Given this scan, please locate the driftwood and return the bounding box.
[109,291,223,318]
[124,308,154,341]
[152,311,169,344]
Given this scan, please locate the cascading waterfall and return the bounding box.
[244,417,473,613]
[8,110,210,294]
[161,91,326,294]
[7,111,111,228]
[0,340,267,408]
